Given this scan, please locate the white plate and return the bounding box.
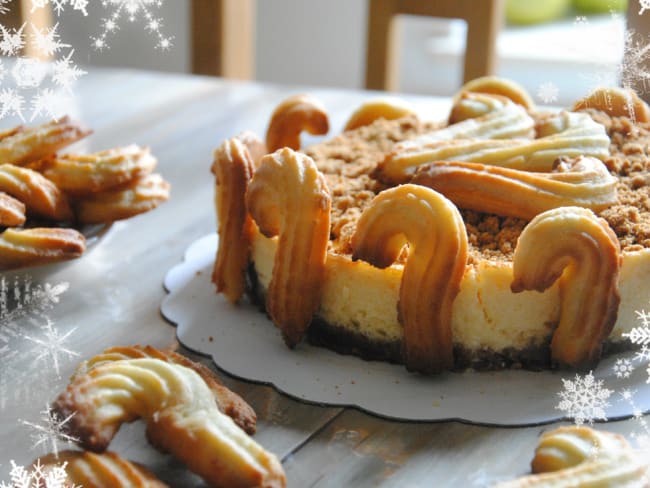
[162,234,650,425]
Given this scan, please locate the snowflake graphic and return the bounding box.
[0,0,11,15]
[0,21,86,121]
[623,309,650,345]
[640,0,650,15]
[0,23,26,56]
[0,459,77,488]
[574,15,589,25]
[0,276,74,409]
[31,0,88,16]
[556,371,613,425]
[536,81,559,104]
[619,29,650,102]
[20,404,79,458]
[618,389,650,458]
[91,0,173,52]
[23,318,78,379]
[614,357,635,378]
[636,345,650,363]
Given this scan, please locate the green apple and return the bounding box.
[573,0,628,13]
[506,0,571,25]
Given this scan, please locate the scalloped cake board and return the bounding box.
[161,234,650,425]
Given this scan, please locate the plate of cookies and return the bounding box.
[0,117,170,271]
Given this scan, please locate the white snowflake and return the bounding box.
[0,19,85,121]
[92,0,173,51]
[0,23,26,56]
[0,88,24,120]
[11,57,48,88]
[31,0,88,16]
[51,50,86,88]
[0,0,11,15]
[613,358,635,378]
[574,16,589,26]
[20,404,79,457]
[536,81,559,104]
[0,277,72,409]
[0,277,69,330]
[31,22,70,57]
[640,0,650,15]
[618,29,650,105]
[556,371,613,425]
[623,310,650,345]
[636,345,650,363]
[0,459,77,488]
[23,319,78,379]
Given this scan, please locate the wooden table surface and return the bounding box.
[0,68,646,487]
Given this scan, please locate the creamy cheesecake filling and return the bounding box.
[251,231,647,358]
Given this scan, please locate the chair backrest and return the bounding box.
[365,0,505,91]
[190,0,255,79]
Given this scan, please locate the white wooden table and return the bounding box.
[0,68,645,487]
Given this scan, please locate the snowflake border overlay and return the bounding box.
[536,81,559,105]
[0,276,77,408]
[0,18,86,121]
[20,404,79,458]
[0,459,79,488]
[92,0,174,52]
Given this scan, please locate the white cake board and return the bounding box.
[161,234,650,425]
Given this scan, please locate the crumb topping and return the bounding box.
[302,110,650,263]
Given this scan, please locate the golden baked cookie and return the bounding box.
[0,163,73,221]
[495,426,649,487]
[211,136,256,304]
[412,156,617,220]
[0,191,26,226]
[0,117,91,166]
[454,75,535,110]
[35,451,168,488]
[344,98,415,131]
[352,184,468,373]
[246,147,331,347]
[0,227,86,270]
[53,357,286,488]
[75,173,170,224]
[73,345,256,434]
[266,94,329,152]
[511,207,621,369]
[37,144,157,195]
[573,86,650,123]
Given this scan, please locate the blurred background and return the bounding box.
[3,0,647,105]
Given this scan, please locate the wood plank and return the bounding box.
[283,408,648,487]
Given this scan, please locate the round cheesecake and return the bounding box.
[213,88,650,372]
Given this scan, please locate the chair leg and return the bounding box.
[463,0,503,83]
[191,0,254,79]
[365,0,399,91]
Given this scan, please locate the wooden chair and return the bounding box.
[365,0,505,91]
[190,0,255,79]
[3,0,53,59]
